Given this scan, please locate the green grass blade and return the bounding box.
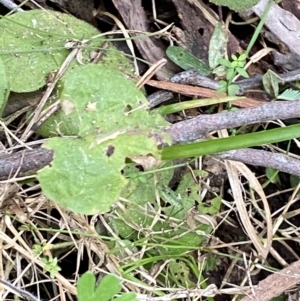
[156,96,243,116]
[162,123,300,160]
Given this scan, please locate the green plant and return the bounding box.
[217,53,249,96]
[1,9,300,219]
[209,0,260,11]
[77,272,137,301]
[40,257,61,279]
[166,46,210,76]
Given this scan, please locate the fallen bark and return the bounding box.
[240,259,300,301]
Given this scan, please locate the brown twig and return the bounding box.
[168,100,300,143]
[216,149,300,176]
[0,148,53,180]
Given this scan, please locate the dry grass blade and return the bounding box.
[225,161,272,259]
[99,11,139,75]
[20,46,80,142]
[136,59,167,89]
[0,216,76,296]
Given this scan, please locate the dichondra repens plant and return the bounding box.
[0,9,171,214]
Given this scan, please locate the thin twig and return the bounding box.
[21,46,80,141]
[171,68,300,95]
[0,0,23,12]
[168,100,300,143]
[0,278,40,301]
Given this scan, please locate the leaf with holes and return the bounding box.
[37,64,170,214]
[38,64,167,137]
[38,128,166,214]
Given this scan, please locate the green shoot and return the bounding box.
[217,53,249,96]
[77,272,137,301]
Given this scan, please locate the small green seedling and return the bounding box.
[77,272,137,301]
[217,53,249,96]
[40,257,61,279]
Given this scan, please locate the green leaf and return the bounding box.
[0,10,104,92]
[265,167,280,184]
[166,46,210,76]
[114,293,137,301]
[38,130,164,214]
[208,23,228,69]
[217,80,227,93]
[0,10,134,93]
[37,65,171,214]
[277,89,300,100]
[236,67,249,78]
[227,84,239,96]
[77,273,126,301]
[226,68,235,80]
[218,58,232,68]
[38,64,169,137]
[0,57,9,117]
[169,260,197,288]
[198,196,222,215]
[77,272,96,301]
[162,123,300,160]
[231,60,238,68]
[209,0,260,11]
[110,164,212,256]
[94,274,121,301]
[262,70,284,98]
[236,61,245,68]
[239,53,248,61]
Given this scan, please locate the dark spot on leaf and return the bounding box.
[179,52,183,57]
[186,188,192,196]
[105,145,115,157]
[124,104,132,113]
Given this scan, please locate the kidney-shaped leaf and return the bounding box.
[38,128,166,214]
[0,10,101,92]
[39,64,169,137]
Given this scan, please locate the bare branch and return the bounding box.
[168,100,300,143]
